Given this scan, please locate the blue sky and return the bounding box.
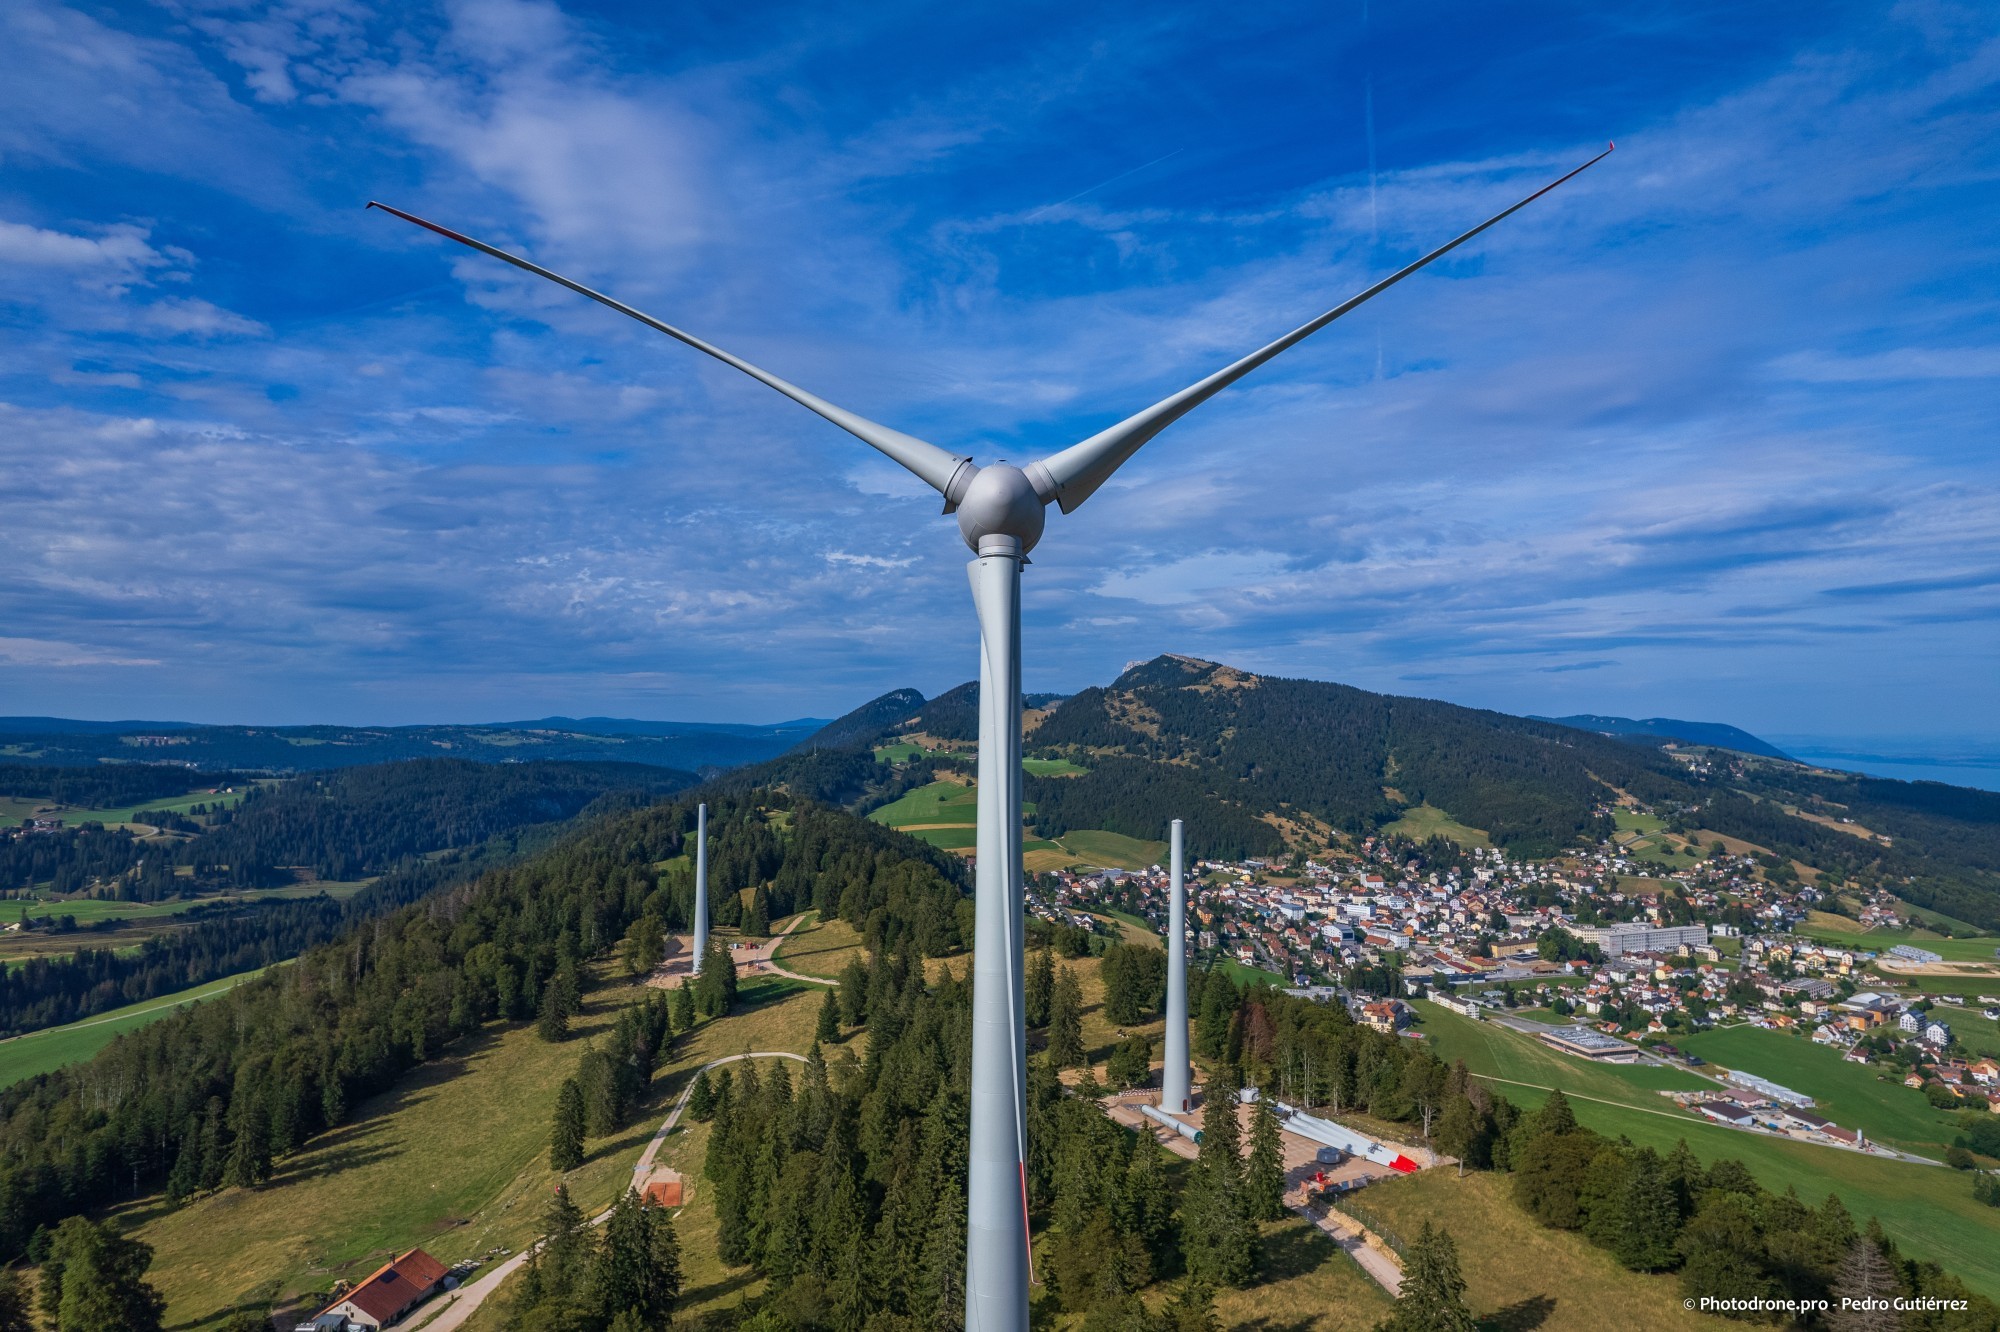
[1,0,1996,744]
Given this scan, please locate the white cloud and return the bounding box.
[1768,347,2000,382]
[0,636,159,667]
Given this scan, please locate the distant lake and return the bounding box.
[1768,738,2000,794]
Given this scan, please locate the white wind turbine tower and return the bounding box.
[369,142,1609,1330]
[691,802,709,976]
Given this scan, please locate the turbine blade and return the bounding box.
[1027,144,1615,513]
[366,202,969,496]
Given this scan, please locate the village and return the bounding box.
[1033,808,2000,1135]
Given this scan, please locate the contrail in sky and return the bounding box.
[1024,149,1183,220]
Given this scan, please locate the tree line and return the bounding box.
[0,788,957,1264]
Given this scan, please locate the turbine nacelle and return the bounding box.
[952,461,1046,554]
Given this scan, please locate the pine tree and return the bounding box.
[550,1078,585,1172]
[1378,1221,1475,1332]
[537,971,572,1042]
[747,886,771,937]
[1613,1147,1683,1272]
[695,941,738,1018]
[1200,1076,1243,1191]
[1533,1087,1577,1135]
[1244,1094,1286,1221]
[1049,965,1086,1068]
[1182,1080,1253,1287]
[688,1069,716,1121]
[1160,1277,1222,1332]
[225,1093,272,1189]
[1195,972,1237,1058]
[816,986,841,1043]
[513,1183,591,1326]
[838,957,869,1025]
[1118,1139,1175,1260]
[42,1216,166,1332]
[669,979,696,1034]
[591,1188,681,1328]
[1436,1093,1481,1176]
[1828,1237,1901,1332]
[1027,946,1055,1028]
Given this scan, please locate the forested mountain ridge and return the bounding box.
[1,759,695,897]
[0,760,696,1036]
[0,789,965,1262]
[791,657,2000,925]
[1535,713,1793,760]
[1020,655,1687,858]
[0,717,818,773]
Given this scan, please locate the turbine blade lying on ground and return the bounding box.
[366,201,968,496]
[1026,144,1615,514]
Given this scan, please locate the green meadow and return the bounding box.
[0,968,276,1087]
[1381,803,1490,848]
[1678,1025,1970,1156]
[1412,1002,2000,1299]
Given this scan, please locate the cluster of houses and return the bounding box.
[1041,806,2000,1120]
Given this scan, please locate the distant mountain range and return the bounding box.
[11,660,2000,927]
[1531,713,1793,760]
[0,714,830,773]
[754,654,2000,928]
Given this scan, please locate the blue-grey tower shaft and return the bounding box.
[691,802,709,976]
[1163,818,1191,1113]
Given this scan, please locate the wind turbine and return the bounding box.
[368,142,1609,1330]
[691,802,709,976]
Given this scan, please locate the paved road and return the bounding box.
[403,1050,808,1332]
[1298,1203,1403,1295]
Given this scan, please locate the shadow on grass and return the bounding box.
[166,1290,277,1331]
[1481,1293,1557,1332]
[1257,1216,1341,1281]
[681,1266,758,1308]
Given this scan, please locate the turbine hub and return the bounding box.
[955,462,1046,554]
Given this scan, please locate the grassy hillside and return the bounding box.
[1354,1171,1705,1332]
[125,969,823,1329]
[1412,1002,2000,1298]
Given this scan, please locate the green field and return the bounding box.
[1021,756,1088,776]
[0,969,276,1087]
[0,786,249,830]
[1413,1004,1713,1109]
[873,742,934,763]
[869,780,979,827]
[906,825,976,849]
[1381,803,1490,848]
[1677,1026,1966,1157]
[1412,1002,2000,1299]
[0,876,372,960]
[1800,920,2000,962]
[1056,828,1167,870]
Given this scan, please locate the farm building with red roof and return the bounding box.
[310,1248,447,1329]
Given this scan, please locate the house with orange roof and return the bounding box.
[309,1248,447,1330]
